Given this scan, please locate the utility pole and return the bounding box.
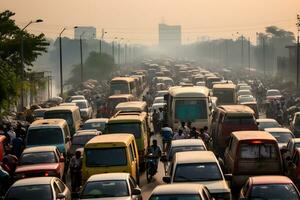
[59,28,66,96]
[262,36,266,78]
[241,35,244,68]
[296,14,300,89]
[248,37,251,73]
[79,32,85,83]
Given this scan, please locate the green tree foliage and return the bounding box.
[67,51,116,85]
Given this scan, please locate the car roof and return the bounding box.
[23,146,57,154]
[169,86,210,98]
[151,184,204,195]
[86,134,134,145]
[171,139,206,147]
[232,131,276,141]
[109,112,146,122]
[250,176,293,185]
[264,128,292,133]
[12,177,55,187]
[111,77,135,82]
[85,118,108,123]
[256,118,278,123]
[213,83,236,89]
[218,105,254,114]
[87,173,130,182]
[175,151,217,163]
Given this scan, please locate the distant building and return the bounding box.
[159,23,181,48]
[74,26,96,39]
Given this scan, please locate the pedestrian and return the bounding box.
[190,127,200,139]
[6,124,16,145]
[11,133,24,158]
[158,108,164,130]
[173,129,186,140]
[152,109,159,133]
[2,153,18,175]
[161,126,173,152]
[70,150,82,192]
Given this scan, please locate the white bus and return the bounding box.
[165,86,211,130]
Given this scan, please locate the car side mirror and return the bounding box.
[56,193,65,199]
[160,155,167,162]
[162,176,171,183]
[224,174,232,181]
[59,156,65,162]
[132,188,141,195]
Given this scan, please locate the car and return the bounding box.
[239,176,300,200]
[82,118,108,132]
[291,112,300,136]
[4,177,71,200]
[237,95,256,104]
[72,99,93,120]
[237,90,252,97]
[256,118,281,130]
[163,151,231,200]
[153,97,165,104]
[14,146,65,180]
[80,173,142,200]
[149,184,214,200]
[282,138,300,172]
[32,108,49,120]
[71,129,101,156]
[286,148,300,189]
[238,85,251,91]
[265,127,295,149]
[266,89,282,101]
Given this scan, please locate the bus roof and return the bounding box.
[168,86,210,98]
[231,131,276,141]
[108,112,147,123]
[213,83,236,89]
[86,134,134,146]
[115,101,147,111]
[111,77,135,82]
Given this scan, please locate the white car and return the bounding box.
[256,118,281,131]
[237,95,256,104]
[82,118,108,132]
[163,151,231,200]
[80,173,142,200]
[72,99,92,119]
[265,127,295,149]
[237,90,252,97]
[153,97,165,104]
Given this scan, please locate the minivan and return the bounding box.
[82,134,140,184]
[224,131,283,189]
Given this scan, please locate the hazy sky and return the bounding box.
[1,0,299,44]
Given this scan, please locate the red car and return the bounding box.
[14,146,65,180]
[239,176,300,200]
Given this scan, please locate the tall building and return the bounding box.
[74,26,96,39]
[159,23,181,47]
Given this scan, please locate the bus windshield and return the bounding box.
[213,90,234,104]
[175,99,208,121]
[110,82,129,95]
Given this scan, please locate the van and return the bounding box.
[210,105,258,156]
[212,83,237,105]
[44,106,81,136]
[107,94,135,116]
[82,134,139,184]
[26,119,71,158]
[106,112,150,168]
[224,131,283,189]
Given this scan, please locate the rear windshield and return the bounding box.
[5,185,52,200]
[168,146,206,161]
[44,111,73,126]
[85,148,127,167]
[107,123,141,138]
[251,184,299,200]
[239,143,278,160]
[20,152,57,165]
[270,132,293,144]
[27,128,63,146]
[72,135,95,145]
[223,115,255,125]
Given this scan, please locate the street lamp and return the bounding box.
[99,30,107,55]
[112,37,118,62]
[59,27,66,96]
[20,19,43,111]
[74,26,85,83]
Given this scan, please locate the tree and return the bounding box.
[67,51,116,85]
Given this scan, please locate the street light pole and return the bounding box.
[20,19,43,111]
[80,32,85,83]
[59,28,66,96]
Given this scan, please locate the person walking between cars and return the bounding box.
[70,150,82,192]
[147,139,162,172]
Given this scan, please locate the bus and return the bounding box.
[110,77,137,96]
[212,83,237,105]
[165,86,211,130]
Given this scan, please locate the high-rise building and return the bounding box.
[74,26,96,39]
[159,23,181,47]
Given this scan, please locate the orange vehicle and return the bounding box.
[0,135,6,162]
[286,148,300,189]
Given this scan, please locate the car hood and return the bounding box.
[80,197,131,200]
[16,163,59,173]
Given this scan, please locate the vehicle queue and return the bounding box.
[2,60,300,200]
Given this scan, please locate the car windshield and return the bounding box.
[44,111,73,126]
[83,122,106,132]
[81,180,129,198]
[269,132,293,144]
[72,135,95,145]
[251,184,300,200]
[20,152,57,165]
[150,195,201,200]
[85,148,127,167]
[74,101,88,109]
[168,146,206,161]
[27,128,63,146]
[240,143,278,159]
[107,123,141,138]
[174,163,222,182]
[5,185,52,200]
[175,100,208,121]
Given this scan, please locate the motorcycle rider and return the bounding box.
[147,139,162,172]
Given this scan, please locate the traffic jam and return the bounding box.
[1,60,300,200]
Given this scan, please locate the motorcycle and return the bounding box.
[146,153,158,182]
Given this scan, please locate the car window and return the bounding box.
[56,180,66,192]
[239,143,278,160]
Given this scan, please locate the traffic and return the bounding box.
[1,59,300,200]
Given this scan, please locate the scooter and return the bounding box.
[146,153,157,182]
